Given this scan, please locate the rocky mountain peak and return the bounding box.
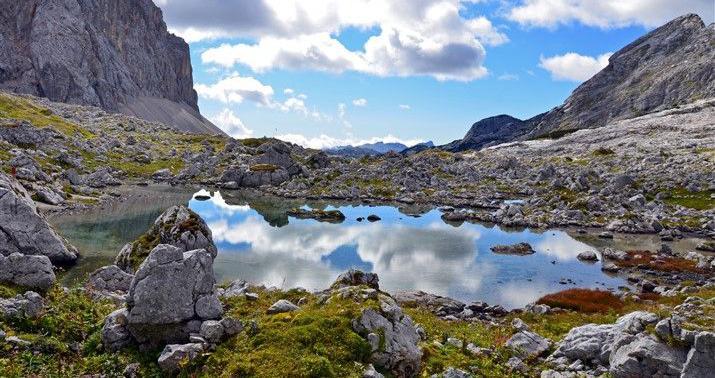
[0,0,222,135]
[525,13,714,139]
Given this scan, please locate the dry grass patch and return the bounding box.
[615,250,704,273]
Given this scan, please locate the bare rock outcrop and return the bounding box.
[0,0,222,135]
[0,172,78,264]
[125,244,223,346]
[115,205,216,272]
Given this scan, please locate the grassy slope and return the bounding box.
[2,283,713,377]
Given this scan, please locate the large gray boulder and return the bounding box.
[253,141,303,176]
[126,244,222,346]
[352,295,422,377]
[549,311,659,368]
[609,333,686,377]
[115,205,216,272]
[0,253,55,290]
[86,265,134,303]
[0,291,43,319]
[682,332,715,378]
[0,0,222,135]
[0,172,78,264]
[506,329,551,359]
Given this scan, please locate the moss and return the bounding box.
[0,93,94,139]
[192,289,373,377]
[0,283,25,298]
[241,137,272,148]
[592,147,615,156]
[663,188,715,210]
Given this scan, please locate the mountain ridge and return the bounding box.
[444,13,714,152]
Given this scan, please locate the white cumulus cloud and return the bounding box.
[158,0,508,81]
[352,98,368,107]
[276,134,425,150]
[508,0,714,29]
[209,108,253,138]
[539,52,613,82]
[399,104,411,110]
[194,74,274,105]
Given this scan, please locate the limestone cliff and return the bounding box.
[0,0,223,135]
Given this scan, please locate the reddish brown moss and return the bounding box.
[616,251,704,273]
[537,289,624,313]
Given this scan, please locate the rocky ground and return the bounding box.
[1,88,714,377]
[1,91,713,239]
[1,200,714,377]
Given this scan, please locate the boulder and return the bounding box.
[86,265,134,302]
[0,172,78,263]
[506,330,551,359]
[549,311,660,369]
[115,205,216,272]
[126,244,222,346]
[490,242,535,256]
[0,291,43,319]
[253,141,303,176]
[101,308,132,351]
[34,186,65,205]
[266,299,299,315]
[352,295,422,377]
[682,332,715,378]
[157,343,205,373]
[609,333,686,377]
[307,151,331,169]
[85,168,121,188]
[0,253,55,290]
[333,269,380,290]
[431,367,473,377]
[199,320,225,343]
[576,251,598,262]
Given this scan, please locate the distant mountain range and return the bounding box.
[443,14,715,152]
[326,141,434,157]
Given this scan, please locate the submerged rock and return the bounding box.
[490,242,535,256]
[0,172,78,264]
[286,208,346,223]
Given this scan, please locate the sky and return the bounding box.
[154,0,714,148]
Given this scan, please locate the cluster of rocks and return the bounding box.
[115,205,216,272]
[541,309,715,377]
[394,290,508,324]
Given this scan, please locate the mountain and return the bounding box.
[446,14,714,151]
[0,0,223,135]
[525,14,715,139]
[442,114,544,152]
[358,142,409,154]
[326,141,428,157]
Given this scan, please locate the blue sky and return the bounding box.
[156,0,714,148]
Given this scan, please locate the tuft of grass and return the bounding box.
[195,288,373,377]
[592,147,615,156]
[537,289,624,314]
[663,188,715,210]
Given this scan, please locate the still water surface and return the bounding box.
[49,186,704,308]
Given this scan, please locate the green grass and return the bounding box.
[250,164,280,172]
[664,188,715,210]
[0,93,94,139]
[194,288,374,377]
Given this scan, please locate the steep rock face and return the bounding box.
[448,14,714,151]
[0,0,222,135]
[443,114,543,152]
[526,14,715,139]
